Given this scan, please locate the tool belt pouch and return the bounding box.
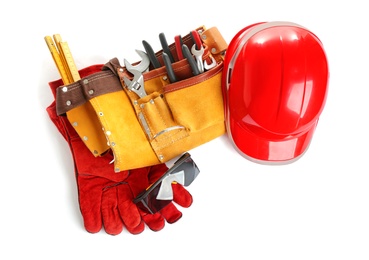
[53,65,112,157]
[56,26,227,172]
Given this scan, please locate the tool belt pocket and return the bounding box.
[164,63,224,133]
[136,91,188,143]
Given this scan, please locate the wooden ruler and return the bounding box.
[44,34,80,84]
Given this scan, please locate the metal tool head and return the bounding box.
[204,56,217,71]
[123,68,147,98]
[123,50,150,98]
[191,44,205,73]
[124,50,150,73]
[191,44,204,56]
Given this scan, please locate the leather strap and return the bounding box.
[56,63,122,115]
[200,26,227,62]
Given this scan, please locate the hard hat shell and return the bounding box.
[222,21,329,164]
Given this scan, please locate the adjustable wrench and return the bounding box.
[123,50,150,98]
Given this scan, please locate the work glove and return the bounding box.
[46,66,193,235]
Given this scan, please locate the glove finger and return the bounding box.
[117,184,144,234]
[141,211,165,232]
[101,186,124,235]
[127,220,145,235]
[158,184,193,224]
[172,183,193,208]
[78,175,105,233]
[159,203,183,224]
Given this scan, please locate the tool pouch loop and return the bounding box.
[200,26,228,62]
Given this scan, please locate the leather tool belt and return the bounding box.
[54,26,228,172]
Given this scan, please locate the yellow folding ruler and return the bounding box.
[44,34,110,157]
[44,34,80,84]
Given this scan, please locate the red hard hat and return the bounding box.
[222,21,329,164]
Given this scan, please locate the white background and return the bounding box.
[1,0,368,259]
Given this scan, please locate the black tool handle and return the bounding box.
[182,44,200,76]
[142,40,161,68]
[163,52,177,83]
[159,32,175,63]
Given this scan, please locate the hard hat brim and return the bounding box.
[227,116,318,164]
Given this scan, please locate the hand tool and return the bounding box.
[182,44,200,76]
[123,51,150,98]
[44,36,70,84]
[204,56,217,70]
[174,35,184,60]
[142,40,161,69]
[159,32,175,63]
[59,41,80,82]
[44,34,81,84]
[190,29,214,67]
[51,34,73,83]
[163,52,177,83]
[124,49,150,72]
[191,44,205,73]
[123,68,147,98]
[190,30,202,50]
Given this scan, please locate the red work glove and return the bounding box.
[46,66,193,235]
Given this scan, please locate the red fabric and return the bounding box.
[46,65,193,235]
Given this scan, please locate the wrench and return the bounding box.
[123,50,150,98]
[124,49,150,72]
[123,69,147,98]
[204,56,217,70]
[191,44,204,73]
